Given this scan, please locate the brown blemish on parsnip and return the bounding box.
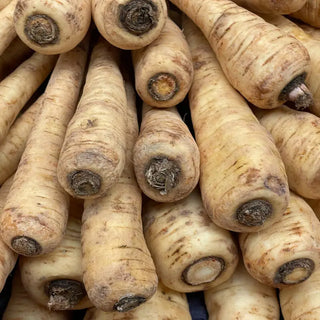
[68,169,102,196]
[11,235,42,256]
[264,175,287,196]
[147,72,179,101]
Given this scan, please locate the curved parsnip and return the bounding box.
[171,0,312,110]
[290,0,320,28]
[83,281,191,320]
[184,16,289,232]
[204,260,280,320]
[57,37,127,200]
[13,0,91,54]
[143,188,239,293]
[132,17,193,108]
[0,38,90,256]
[133,104,200,202]
[81,81,158,313]
[92,0,168,50]
[239,191,320,288]
[19,216,92,311]
[0,94,42,185]
[255,106,320,199]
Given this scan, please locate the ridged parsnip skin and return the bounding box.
[184,17,289,232]
[81,82,158,313]
[204,261,280,320]
[170,0,311,110]
[261,14,320,117]
[231,0,306,14]
[3,270,72,320]
[0,52,57,143]
[0,94,42,185]
[290,0,320,28]
[83,281,192,320]
[132,17,194,108]
[143,188,239,293]
[92,0,168,50]
[0,39,90,257]
[133,104,200,202]
[239,191,320,288]
[256,106,320,199]
[57,37,127,200]
[280,267,320,320]
[13,0,91,54]
[19,216,92,310]
[0,176,18,293]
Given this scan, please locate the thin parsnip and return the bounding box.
[290,0,320,28]
[0,37,90,256]
[0,94,42,185]
[92,0,168,50]
[239,191,320,288]
[13,0,91,54]
[57,37,127,199]
[133,103,200,202]
[81,81,158,313]
[143,188,239,293]
[132,17,193,108]
[184,16,289,232]
[170,0,313,110]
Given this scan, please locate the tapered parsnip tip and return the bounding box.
[11,236,42,256]
[148,72,178,101]
[274,258,314,285]
[47,279,86,311]
[182,256,225,286]
[119,0,159,36]
[23,14,59,46]
[236,199,272,227]
[67,170,101,197]
[114,295,147,312]
[145,156,180,195]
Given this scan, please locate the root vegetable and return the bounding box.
[57,37,127,200]
[133,103,200,202]
[143,188,239,293]
[204,260,280,320]
[83,281,192,319]
[0,37,90,257]
[132,17,193,108]
[184,16,289,232]
[13,0,91,54]
[170,0,313,110]
[92,0,168,50]
[0,0,11,10]
[19,216,92,311]
[290,0,320,28]
[81,81,158,313]
[239,191,320,288]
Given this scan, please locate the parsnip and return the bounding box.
[133,103,200,202]
[184,16,289,232]
[143,188,239,293]
[170,0,313,110]
[239,191,320,288]
[132,17,194,108]
[290,0,320,28]
[81,81,158,312]
[0,0,11,10]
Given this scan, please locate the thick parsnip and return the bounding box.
[133,103,200,202]
[83,281,192,319]
[143,188,239,293]
[92,0,168,50]
[0,51,57,143]
[0,94,42,185]
[0,38,90,256]
[13,0,91,54]
[290,0,320,28]
[170,0,312,110]
[255,106,320,199]
[81,81,158,312]
[184,16,289,232]
[204,260,280,320]
[57,37,127,199]
[239,191,320,288]
[132,17,193,108]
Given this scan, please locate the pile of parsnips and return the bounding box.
[0,0,320,319]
